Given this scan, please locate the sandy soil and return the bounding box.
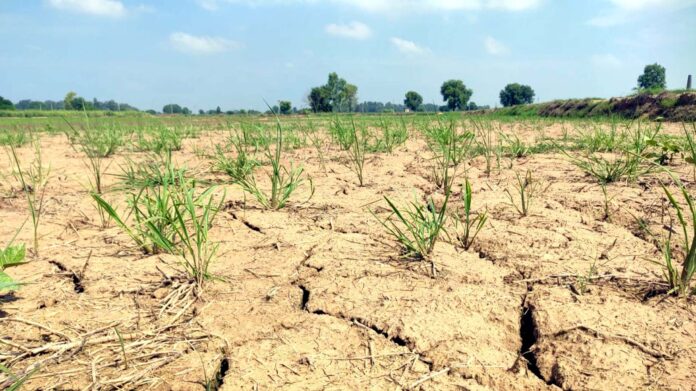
[1,120,695,390]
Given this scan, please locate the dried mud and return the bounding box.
[1,120,695,390]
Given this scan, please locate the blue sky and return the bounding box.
[1,0,695,111]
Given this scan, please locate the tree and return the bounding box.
[162,104,183,114]
[637,63,666,90]
[216,106,222,114]
[279,100,292,115]
[404,91,423,111]
[64,91,77,110]
[308,86,332,113]
[308,72,358,113]
[71,97,93,111]
[0,96,15,110]
[499,83,535,107]
[440,80,473,111]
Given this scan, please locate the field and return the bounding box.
[1,113,695,390]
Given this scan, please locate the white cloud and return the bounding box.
[214,0,542,13]
[47,0,126,17]
[390,37,426,54]
[484,36,509,55]
[325,22,372,40]
[590,0,696,26]
[197,0,220,10]
[169,32,240,54]
[591,54,622,68]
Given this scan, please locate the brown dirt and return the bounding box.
[1,120,695,390]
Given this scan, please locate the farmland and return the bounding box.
[0,113,695,390]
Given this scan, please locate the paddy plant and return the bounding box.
[329,117,355,151]
[0,227,27,292]
[115,151,187,190]
[233,115,313,209]
[566,151,645,184]
[376,193,449,276]
[425,118,474,191]
[8,140,50,256]
[370,116,408,153]
[504,169,543,217]
[346,119,368,186]
[0,128,29,147]
[452,178,487,251]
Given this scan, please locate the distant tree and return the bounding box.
[279,100,292,114]
[182,107,191,115]
[145,109,157,115]
[163,104,183,114]
[499,83,535,107]
[71,97,93,111]
[309,86,332,113]
[199,109,205,115]
[440,80,473,111]
[0,96,14,110]
[404,91,423,111]
[215,106,222,114]
[308,72,358,113]
[64,91,77,110]
[637,63,666,90]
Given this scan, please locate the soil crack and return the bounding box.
[49,260,85,293]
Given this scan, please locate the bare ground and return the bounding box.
[1,121,695,390]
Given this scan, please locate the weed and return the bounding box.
[0,226,27,292]
[376,193,449,276]
[8,140,50,256]
[504,169,544,217]
[452,178,487,250]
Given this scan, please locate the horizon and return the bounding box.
[2,0,695,112]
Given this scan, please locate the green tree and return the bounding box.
[64,91,77,110]
[279,100,292,114]
[404,91,423,111]
[216,106,222,114]
[163,104,183,114]
[440,80,473,111]
[309,86,332,113]
[308,72,358,113]
[0,96,14,110]
[499,83,535,107]
[637,63,667,90]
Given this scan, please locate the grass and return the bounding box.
[452,178,487,251]
[656,174,696,295]
[376,193,449,276]
[346,119,368,186]
[233,115,313,209]
[8,139,50,256]
[0,225,27,292]
[116,152,188,190]
[504,169,544,217]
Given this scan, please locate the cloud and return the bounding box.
[169,32,240,54]
[212,0,542,13]
[47,0,126,17]
[484,36,509,55]
[589,0,696,26]
[591,54,622,68]
[197,0,220,10]
[390,37,426,54]
[325,22,372,40]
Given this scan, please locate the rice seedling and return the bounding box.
[651,173,696,295]
[299,120,328,173]
[346,118,368,186]
[452,178,487,251]
[572,122,625,153]
[329,117,355,151]
[472,119,496,176]
[565,151,645,184]
[682,123,696,180]
[115,151,188,190]
[375,193,449,276]
[600,183,617,222]
[135,125,183,154]
[0,227,27,292]
[233,114,313,209]
[500,132,529,159]
[0,128,29,147]
[504,169,544,217]
[0,363,37,391]
[8,140,50,256]
[213,135,258,183]
[370,116,408,153]
[150,182,224,289]
[425,118,474,191]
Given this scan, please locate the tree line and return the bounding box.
[0,63,675,115]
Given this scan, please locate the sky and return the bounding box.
[1,0,695,112]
